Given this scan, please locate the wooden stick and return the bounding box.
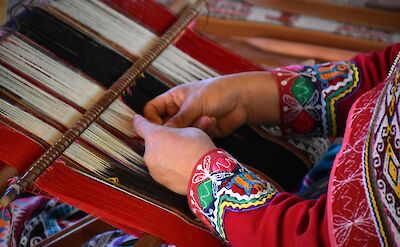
[203,34,317,66]
[194,16,387,52]
[240,37,358,62]
[0,0,207,208]
[0,0,6,25]
[167,0,192,14]
[247,0,400,31]
[36,215,115,247]
[133,233,163,247]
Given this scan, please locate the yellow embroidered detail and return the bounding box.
[328,63,360,136]
[106,177,120,185]
[216,190,277,239]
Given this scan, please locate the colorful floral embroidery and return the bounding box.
[272,61,360,136]
[188,149,278,240]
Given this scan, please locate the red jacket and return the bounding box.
[187,44,400,247]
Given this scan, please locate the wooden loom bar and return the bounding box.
[0,0,207,207]
[240,37,358,62]
[248,0,400,32]
[0,0,6,25]
[194,16,388,52]
[35,215,115,247]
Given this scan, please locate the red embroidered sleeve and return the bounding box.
[187,149,330,246]
[271,44,400,137]
[187,149,279,241]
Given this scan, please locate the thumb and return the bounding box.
[166,100,202,128]
[132,114,158,139]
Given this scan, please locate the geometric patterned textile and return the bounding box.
[328,54,400,246]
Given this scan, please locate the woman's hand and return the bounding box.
[144,72,280,137]
[133,115,215,195]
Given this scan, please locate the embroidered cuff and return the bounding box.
[187,148,278,240]
[271,62,360,136]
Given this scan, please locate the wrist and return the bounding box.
[242,72,280,125]
[186,148,236,230]
[186,147,224,195]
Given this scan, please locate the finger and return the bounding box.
[143,102,164,125]
[206,117,217,137]
[143,94,176,124]
[194,116,217,137]
[166,100,202,128]
[132,114,158,139]
[213,117,237,137]
[193,116,215,131]
[165,101,180,118]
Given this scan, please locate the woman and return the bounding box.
[133,44,400,246]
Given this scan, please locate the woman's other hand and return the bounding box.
[143,72,280,137]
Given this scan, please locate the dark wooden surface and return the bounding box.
[36,215,115,247]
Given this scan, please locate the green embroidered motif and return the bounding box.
[198,180,213,209]
[292,77,315,105]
